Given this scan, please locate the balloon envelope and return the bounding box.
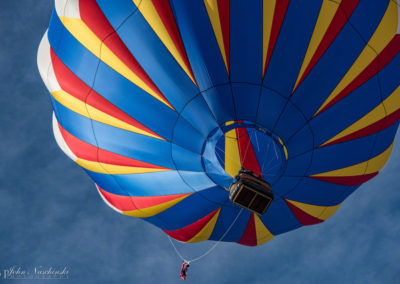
[38,0,400,246]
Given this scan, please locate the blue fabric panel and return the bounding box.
[231,83,261,122]
[306,123,398,175]
[260,198,301,235]
[230,0,263,83]
[290,14,382,120]
[274,102,307,141]
[52,100,186,170]
[179,95,219,138]
[48,13,98,86]
[287,57,400,155]
[86,171,126,196]
[284,124,314,159]
[380,54,400,96]
[177,171,217,191]
[247,129,284,183]
[93,62,178,141]
[50,98,97,146]
[171,144,203,172]
[371,122,399,156]
[284,177,358,206]
[216,135,225,168]
[201,84,236,124]
[202,129,234,189]
[347,0,389,41]
[146,187,222,230]
[173,178,229,207]
[172,116,205,154]
[96,0,137,28]
[49,13,179,141]
[193,185,229,207]
[256,88,287,130]
[263,0,322,97]
[284,151,313,176]
[87,171,194,196]
[307,139,373,175]
[92,121,176,169]
[273,176,303,196]
[306,76,381,147]
[170,0,229,90]
[111,9,199,112]
[210,207,251,242]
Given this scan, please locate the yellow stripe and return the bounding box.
[292,0,341,92]
[132,0,196,84]
[225,122,241,177]
[278,137,288,160]
[254,214,274,245]
[286,199,341,221]
[204,0,228,73]
[76,158,169,174]
[123,194,190,217]
[321,85,400,146]
[312,142,394,177]
[315,1,398,113]
[51,90,161,139]
[59,16,171,108]
[262,0,276,77]
[187,209,221,243]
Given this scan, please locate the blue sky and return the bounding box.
[1,1,400,283]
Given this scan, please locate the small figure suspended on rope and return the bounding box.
[180,260,190,280]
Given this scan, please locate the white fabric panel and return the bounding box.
[55,0,81,19]
[52,112,78,161]
[37,32,61,93]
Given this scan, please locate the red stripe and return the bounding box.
[79,0,172,108]
[163,209,220,242]
[311,172,378,186]
[98,187,137,211]
[217,0,230,72]
[131,193,190,209]
[285,200,324,226]
[57,122,97,161]
[323,109,400,147]
[98,187,189,211]
[293,0,360,92]
[263,0,290,77]
[151,0,197,85]
[50,49,162,139]
[51,49,90,101]
[235,128,262,177]
[237,214,257,246]
[316,35,400,116]
[79,0,113,39]
[58,123,166,169]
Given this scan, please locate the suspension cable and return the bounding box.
[167,208,244,264]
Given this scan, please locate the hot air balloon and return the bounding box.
[37,0,400,247]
